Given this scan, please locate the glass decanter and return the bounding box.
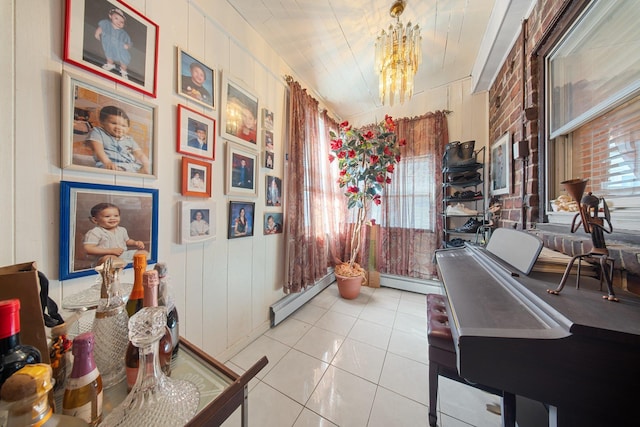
[91,258,129,389]
[100,307,199,427]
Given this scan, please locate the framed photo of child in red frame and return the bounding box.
[61,71,157,178]
[59,180,158,280]
[177,104,216,161]
[63,0,159,97]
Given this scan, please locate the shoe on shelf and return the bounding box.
[446,203,478,216]
[102,63,116,71]
[454,218,483,233]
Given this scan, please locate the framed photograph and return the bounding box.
[61,71,157,178]
[63,0,159,97]
[264,150,274,169]
[263,212,283,235]
[490,132,511,196]
[59,180,158,280]
[182,157,212,198]
[177,104,216,160]
[180,201,216,244]
[221,74,259,148]
[265,175,282,207]
[226,143,258,197]
[264,130,274,152]
[262,108,274,130]
[228,201,255,239]
[177,47,216,109]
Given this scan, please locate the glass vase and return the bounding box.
[91,258,129,389]
[100,307,199,427]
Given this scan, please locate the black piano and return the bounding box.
[435,229,640,426]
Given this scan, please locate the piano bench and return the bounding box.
[427,294,515,427]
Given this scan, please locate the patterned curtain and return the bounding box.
[284,79,346,293]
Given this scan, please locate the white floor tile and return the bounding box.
[368,386,429,427]
[329,296,368,317]
[243,381,304,427]
[358,305,396,327]
[366,293,401,311]
[331,338,386,383]
[397,298,428,317]
[292,303,329,324]
[265,317,312,347]
[347,319,392,350]
[309,290,339,309]
[387,328,430,365]
[315,310,358,336]
[293,408,338,426]
[228,335,291,379]
[393,311,428,339]
[306,365,377,427]
[378,352,429,405]
[262,348,330,404]
[438,377,501,427]
[293,326,345,362]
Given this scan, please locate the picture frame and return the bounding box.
[63,0,159,97]
[263,212,283,235]
[221,74,259,148]
[177,104,216,160]
[265,175,282,207]
[180,201,216,244]
[61,71,157,178]
[264,151,275,170]
[176,47,216,110]
[59,180,158,280]
[490,132,511,196]
[262,108,274,130]
[228,201,255,239]
[182,157,212,198]
[226,142,258,197]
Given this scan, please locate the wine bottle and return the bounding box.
[0,363,89,427]
[0,299,41,389]
[154,262,179,357]
[63,332,103,426]
[126,253,147,317]
[125,270,172,392]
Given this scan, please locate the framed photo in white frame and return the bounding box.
[180,201,216,244]
[221,73,259,148]
[176,47,216,110]
[490,132,511,196]
[226,142,258,197]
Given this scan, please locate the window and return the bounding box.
[546,0,640,230]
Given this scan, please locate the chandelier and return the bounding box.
[375,0,422,106]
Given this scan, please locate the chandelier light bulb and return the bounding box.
[375,0,422,106]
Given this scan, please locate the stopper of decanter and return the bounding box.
[128,306,167,346]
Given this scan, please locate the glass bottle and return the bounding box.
[0,298,41,389]
[63,332,103,426]
[0,363,88,426]
[154,262,180,358]
[126,253,147,318]
[101,307,199,427]
[91,258,128,389]
[125,270,172,392]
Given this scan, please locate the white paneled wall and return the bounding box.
[2,0,484,360]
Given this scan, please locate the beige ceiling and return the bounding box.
[225,0,534,119]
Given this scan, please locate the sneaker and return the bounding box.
[102,63,116,71]
[446,203,478,216]
[454,218,483,233]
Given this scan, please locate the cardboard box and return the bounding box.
[0,261,50,363]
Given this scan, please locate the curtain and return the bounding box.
[284,79,346,293]
[362,112,449,279]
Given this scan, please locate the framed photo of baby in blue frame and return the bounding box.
[61,71,158,179]
[59,181,159,280]
[63,0,159,97]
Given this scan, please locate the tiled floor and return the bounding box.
[221,283,503,427]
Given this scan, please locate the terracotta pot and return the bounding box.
[335,274,363,299]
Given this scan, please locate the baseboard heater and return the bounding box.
[269,273,335,327]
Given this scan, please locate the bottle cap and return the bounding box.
[0,299,20,339]
[143,270,159,288]
[72,331,95,356]
[133,253,147,268]
[154,262,167,277]
[0,364,53,402]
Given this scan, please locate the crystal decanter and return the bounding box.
[100,307,199,426]
[91,258,129,389]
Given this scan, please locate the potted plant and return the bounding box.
[328,115,404,298]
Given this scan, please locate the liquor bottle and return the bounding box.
[0,363,88,426]
[63,332,103,426]
[125,270,172,392]
[0,299,41,389]
[100,308,199,427]
[154,262,180,357]
[126,253,147,317]
[92,258,128,389]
